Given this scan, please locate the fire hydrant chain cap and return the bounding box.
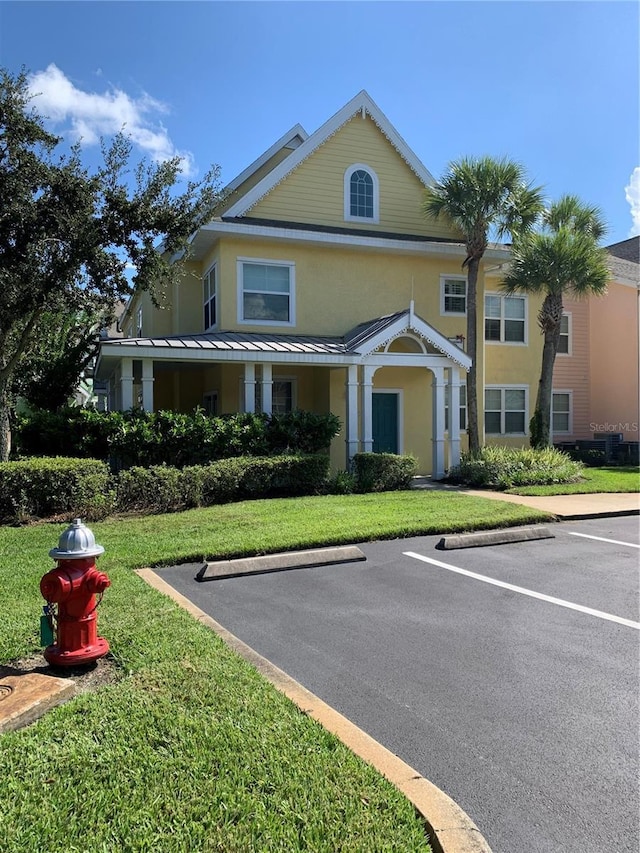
[49,518,105,560]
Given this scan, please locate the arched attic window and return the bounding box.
[344,164,379,224]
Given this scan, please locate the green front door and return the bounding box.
[372,393,398,453]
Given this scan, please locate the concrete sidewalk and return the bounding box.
[412,478,640,520]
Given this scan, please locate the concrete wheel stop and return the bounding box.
[195,545,366,581]
[436,525,555,550]
[0,667,76,734]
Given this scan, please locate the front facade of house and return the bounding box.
[96,91,546,476]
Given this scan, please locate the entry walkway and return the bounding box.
[411,477,640,519]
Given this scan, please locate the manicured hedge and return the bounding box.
[15,407,341,468]
[351,452,417,492]
[0,457,114,524]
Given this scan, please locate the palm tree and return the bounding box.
[501,195,609,448]
[423,157,543,453]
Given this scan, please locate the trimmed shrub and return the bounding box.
[15,407,341,469]
[0,457,114,524]
[352,453,417,493]
[449,446,584,489]
[114,454,331,515]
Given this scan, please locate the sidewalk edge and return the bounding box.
[136,567,493,853]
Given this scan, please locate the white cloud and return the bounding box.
[624,167,640,237]
[27,64,195,177]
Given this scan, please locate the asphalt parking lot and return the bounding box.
[158,516,640,853]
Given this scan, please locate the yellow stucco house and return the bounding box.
[95,91,546,476]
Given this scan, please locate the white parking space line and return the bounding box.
[404,552,640,630]
[567,532,640,549]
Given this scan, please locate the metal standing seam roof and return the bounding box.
[104,331,351,356]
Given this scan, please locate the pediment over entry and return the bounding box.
[344,306,471,370]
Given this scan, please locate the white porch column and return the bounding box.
[361,365,376,453]
[243,363,256,413]
[345,364,359,464]
[261,364,273,415]
[141,359,155,412]
[447,366,461,470]
[120,357,134,411]
[431,367,446,479]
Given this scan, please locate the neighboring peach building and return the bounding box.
[552,237,639,444]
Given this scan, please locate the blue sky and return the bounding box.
[1,1,638,245]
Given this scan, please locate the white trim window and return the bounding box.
[203,391,218,416]
[344,164,379,223]
[485,387,528,435]
[552,391,572,434]
[136,307,143,337]
[557,314,571,355]
[485,293,526,343]
[441,275,467,315]
[445,383,467,432]
[203,265,217,330]
[237,259,295,326]
[243,377,297,414]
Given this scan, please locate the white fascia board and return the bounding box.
[224,90,436,218]
[224,124,308,194]
[355,313,472,370]
[200,220,510,262]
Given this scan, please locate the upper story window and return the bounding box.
[204,265,217,330]
[485,293,526,343]
[237,258,295,326]
[344,164,379,223]
[136,307,143,337]
[441,275,467,315]
[557,314,571,355]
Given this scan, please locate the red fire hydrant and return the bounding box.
[40,518,111,667]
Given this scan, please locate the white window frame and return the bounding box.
[551,390,572,435]
[344,163,380,224]
[203,391,218,416]
[237,257,296,327]
[240,376,297,414]
[136,307,143,337]
[484,385,529,436]
[484,292,528,345]
[557,313,572,356]
[440,274,467,316]
[445,382,467,433]
[203,264,217,331]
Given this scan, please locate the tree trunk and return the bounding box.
[0,382,11,463]
[532,293,563,448]
[465,257,480,454]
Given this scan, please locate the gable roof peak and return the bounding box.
[224,91,436,219]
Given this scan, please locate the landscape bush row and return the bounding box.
[0,452,418,523]
[14,407,342,468]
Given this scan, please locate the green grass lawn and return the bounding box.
[0,491,550,852]
[507,466,640,496]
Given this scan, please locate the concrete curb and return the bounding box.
[136,567,493,853]
[196,545,366,581]
[437,525,555,550]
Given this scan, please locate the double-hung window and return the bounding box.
[441,276,467,315]
[485,387,527,435]
[136,307,143,337]
[238,259,295,325]
[203,265,217,330]
[552,392,571,433]
[485,294,526,343]
[445,383,467,432]
[344,164,379,223]
[557,314,570,355]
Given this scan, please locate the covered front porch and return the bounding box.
[95,307,471,478]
